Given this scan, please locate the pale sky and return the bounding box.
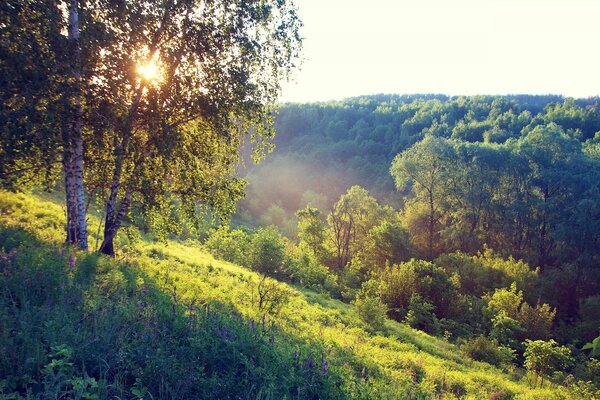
[279,0,600,103]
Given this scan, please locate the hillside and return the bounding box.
[0,191,584,399]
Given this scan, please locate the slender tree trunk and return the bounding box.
[428,188,434,260]
[98,84,144,256]
[62,129,78,244]
[100,184,134,256]
[61,0,88,249]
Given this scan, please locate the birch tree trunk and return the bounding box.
[62,0,88,250]
[62,129,78,244]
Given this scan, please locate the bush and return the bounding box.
[490,312,525,351]
[523,339,574,388]
[377,259,457,321]
[248,226,286,276]
[254,275,292,316]
[404,293,439,335]
[354,295,387,331]
[436,248,538,299]
[287,250,338,294]
[204,226,250,265]
[460,336,515,368]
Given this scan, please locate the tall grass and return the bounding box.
[0,191,577,399]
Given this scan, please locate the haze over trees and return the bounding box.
[1,1,600,397]
[225,94,600,392]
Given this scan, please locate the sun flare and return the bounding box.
[136,58,161,82]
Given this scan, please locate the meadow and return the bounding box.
[0,191,585,399]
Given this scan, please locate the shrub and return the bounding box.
[435,249,538,298]
[287,250,338,294]
[248,226,286,276]
[460,336,515,368]
[377,259,457,321]
[523,339,574,388]
[490,312,525,351]
[354,295,387,331]
[486,283,555,343]
[254,275,292,316]
[404,293,439,335]
[204,226,251,265]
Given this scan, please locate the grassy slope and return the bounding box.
[0,191,572,399]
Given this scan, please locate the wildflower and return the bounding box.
[306,354,313,370]
[250,319,255,332]
[229,330,235,343]
[68,255,75,271]
[270,335,275,346]
[221,326,228,341]
[321,353,328,375]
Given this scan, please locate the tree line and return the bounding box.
[239,94,600,230]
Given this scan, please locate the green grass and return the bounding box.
[0,191,578,399]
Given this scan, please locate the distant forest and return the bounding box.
[227,93,600,351]
[238,94,600,236]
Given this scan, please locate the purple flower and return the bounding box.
[221,326,228,341]
[306,354,313,370]
[68,255,75,271]
[321,353,328,375]
[229,330,235,343]
[250,319,255,331]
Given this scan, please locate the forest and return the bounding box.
[219,94,600,393]
[236,93,600,341]
[1,0,600,398]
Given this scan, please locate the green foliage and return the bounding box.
[486,283,524,320]
[575,296,600,344]
[486,283,556,343]
[391,135,451,259]
[360,221,413,269]
[327,185,394,270]
[436,249,539,298]
[523,339,574,388]
[583,336,600,358]
[404,293,440,335]
[589,360,600,389]
[254,275,292,316]
[460,336,515,368]
[0,190,570,399]
[354,295,387,331]
[286,249,338,294]
[377,259,457,321]
[296,206,328,262]
[248,226,287,276]
[490,313,526,351]
[204,226,251,265]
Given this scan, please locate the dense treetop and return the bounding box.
[240,94,600,221]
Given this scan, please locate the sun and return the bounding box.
[136,58,162,82]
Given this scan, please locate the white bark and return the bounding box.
[68,0,88,250]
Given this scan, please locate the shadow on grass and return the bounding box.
[0,226,351,400]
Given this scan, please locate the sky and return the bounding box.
[279,0,600,103]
